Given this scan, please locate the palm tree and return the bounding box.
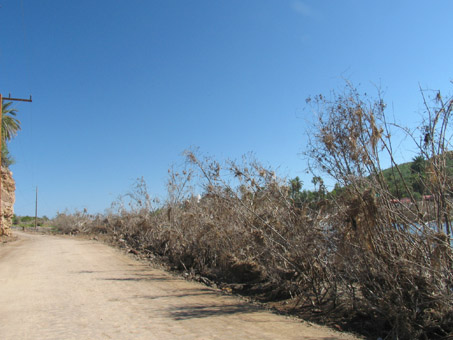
[1,101,21,167]
[2,101,21,142]
[410,155,425,174]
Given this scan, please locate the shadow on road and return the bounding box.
[101,274,178,282]
[134,288,217,300]
[167,302,261,320]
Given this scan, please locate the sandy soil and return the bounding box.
[0,231,362,340]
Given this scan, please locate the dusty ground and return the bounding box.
[0,231,362,340]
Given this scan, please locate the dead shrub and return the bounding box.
[52,210,92,234]
[304,82,453,339]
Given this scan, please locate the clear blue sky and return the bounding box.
[1,0,452,217]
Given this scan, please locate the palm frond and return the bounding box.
[1,101,21,142]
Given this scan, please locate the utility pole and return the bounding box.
[0,93,32,236]
[34,186,38,229]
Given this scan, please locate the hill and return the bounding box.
[381,152,453,199]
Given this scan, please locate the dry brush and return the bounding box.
[53,84,453,339]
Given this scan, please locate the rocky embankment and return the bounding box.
[0,168,15,236]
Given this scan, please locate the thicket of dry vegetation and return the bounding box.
[53,84,453,339]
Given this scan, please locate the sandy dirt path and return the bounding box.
[0,231,361,340]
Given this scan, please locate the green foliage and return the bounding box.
[1,101,21,142]
[13,215,50,228]
[1,101,21,168]
[2,143,15,167]
[289,176,302,197]
[290,153,449,203]
[410,155,426,174]
[329,182,346,198]
[382,161,415,198]
[381,152,453,198]
[289,176,327,207]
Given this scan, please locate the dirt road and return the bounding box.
[0,231,360,340]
